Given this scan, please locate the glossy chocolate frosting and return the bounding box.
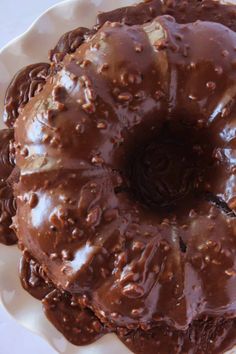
[3,0,236,353]
[0,129,17,245]
[1,64,51,243]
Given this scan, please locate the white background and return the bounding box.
[0,3,63,353]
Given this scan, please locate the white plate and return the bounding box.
[0,0,236,353]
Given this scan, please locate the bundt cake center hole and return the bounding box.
[127,123,214,211]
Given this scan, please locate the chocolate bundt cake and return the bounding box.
[2,0,236,353]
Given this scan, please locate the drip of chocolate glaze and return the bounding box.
[4,63,51,128]
[49,27,92,63]
[19,251,54,300]
[43,290,107,346]
[19,252,107,345]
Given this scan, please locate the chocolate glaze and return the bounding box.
[4,63,51,127]
[43,289,107,345]
[3,0,236,353]
[19,251,54,300]
[0,129,17,245]
[1,64,51,240]
[20,251,108,345]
